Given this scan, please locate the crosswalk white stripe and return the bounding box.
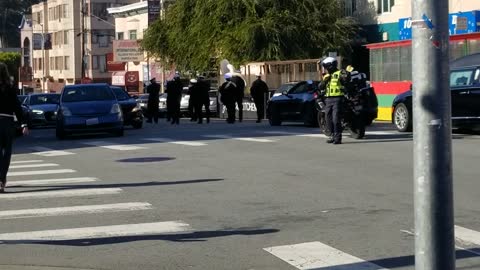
[262,131,302,135]
[0,221,190,242]
[366,131,398,136]
[31,147,75,157]
[7,169,76,177]
[83,141,145,151]
[0,202,152,220]
[204,135,275,143]
[0,188,122,200]
[455,225,480,246]
[264,241,389,270]
[10,160,44,164]
[7,177,99,187]
[296,134,328,138]
[10,163,59,169]
[144,138,207,146]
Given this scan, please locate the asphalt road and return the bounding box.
[2,119,479,270]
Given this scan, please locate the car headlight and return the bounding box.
[111,103,122,114]
[61,106,72,116]
[32,109,44,115]
[132,103,142,112]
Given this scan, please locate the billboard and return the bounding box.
[112,40,144,62]
[107,53,126,72]
[399,10,480,40]
[148,0,161,25]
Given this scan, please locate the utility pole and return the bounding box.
[411,0,455,269]
[81,0,86,81]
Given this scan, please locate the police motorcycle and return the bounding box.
[316,79,375,139]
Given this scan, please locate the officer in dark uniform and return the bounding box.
[319,57,349,144]
[219,74,237,124]
[250,73,269,123]
[195,76,211,124]
[230,75,245,122]
[146,78,160,124]
[166,74,183,125]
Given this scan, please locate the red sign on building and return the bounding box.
[107,53,126,72]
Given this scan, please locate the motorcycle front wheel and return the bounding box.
[349,116,365,139]
[318,111,332,137]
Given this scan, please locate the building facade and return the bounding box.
[350,0,480,120]
[20,0,137,93]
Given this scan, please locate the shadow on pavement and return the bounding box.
[6,178,224,192]
[2,228,280,246]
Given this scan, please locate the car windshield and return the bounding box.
[450,69,475,87]
[18,96,27,103]
[30,94,60,105]
[111,87,130,101]
[62,86,114,102]
[276,83,296,93]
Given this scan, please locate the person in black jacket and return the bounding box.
[146,78,160,124]
[0,62,29,193]
[250,74,269,123]
[219,74,237,124]
[230,75,245,122]
[166,75,183,125]
[195,76,211,124]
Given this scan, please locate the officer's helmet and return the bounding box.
[321,57,338,73]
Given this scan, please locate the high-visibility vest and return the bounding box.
[326,70,344,97]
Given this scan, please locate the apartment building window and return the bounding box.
[50,57,55,70]
[64,56,70,70]
[91,3,109,20]
[99,55,106,72]
[92,55,99,70]
[129,30,137,40]
[377,0,395,13]
[56,56,63,71]
[117,32,124,40]
[63,31,69,45]
[62,4,68,18]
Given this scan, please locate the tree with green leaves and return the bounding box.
[142,0,358,72]
[0,0,42,48]
[0,52,21,81]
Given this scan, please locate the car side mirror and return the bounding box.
[282,90,288,95]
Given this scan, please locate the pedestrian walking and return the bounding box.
[250,73,269,123]
[0,62,29,193]
[166,74,183,125]
[230,75,245,122]
[195,76,211,124]
[219,74,237,124]
[319,57,348,145]
[146,78,160,124]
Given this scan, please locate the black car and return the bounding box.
[267,81,320,126]
[392,65,480,132]
[23,93,60,127]
[111,86,144,129]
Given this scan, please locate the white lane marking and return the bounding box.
[0,188,122,200]
[0,221,190,242]
[455,225,480,246]
[204,135,275,143]
[7,177,99,187]
[10,160,44,164]
[31,147,75,157]
[264,241,389,270]
[10,163,59,169]
[144,138,207,146]
[296,134,328,138]
[262,131,302,135]
[365,131,398,136]
[0,202,152,220]
[7,169,76,177]
[83,141,145,151]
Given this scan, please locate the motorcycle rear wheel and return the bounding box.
[318,111,332,137]
[349,117,365,139]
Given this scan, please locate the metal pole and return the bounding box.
[41,23,45,93]
[81,0,86,81]
[411,0,455,269]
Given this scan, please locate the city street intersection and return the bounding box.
[2,120,480,270]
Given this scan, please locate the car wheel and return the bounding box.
[132,121,143,129]
[393,103,412,132]
[268,108,282,126]
[318,111,332,137]
[56,128,66,140]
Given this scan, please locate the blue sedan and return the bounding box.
[56,84,124,139]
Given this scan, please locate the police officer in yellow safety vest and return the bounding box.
[319,57,349,144]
